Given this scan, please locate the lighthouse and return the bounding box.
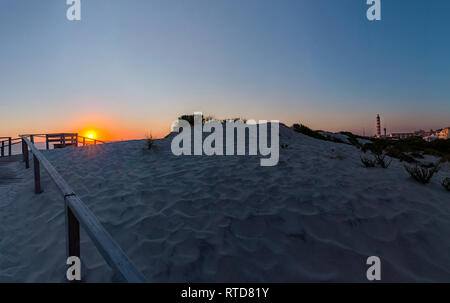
[376,114,381,138]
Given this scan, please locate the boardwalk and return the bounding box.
[0,135,146,282]
[0,155,23,186]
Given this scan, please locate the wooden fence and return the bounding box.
[20,135,146,282]
[0,137,22,157]
[19,133,105,150]
[2,133,106,158]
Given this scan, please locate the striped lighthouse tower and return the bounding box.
[376,114,381,138]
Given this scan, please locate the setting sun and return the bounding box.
[88,133,94,139]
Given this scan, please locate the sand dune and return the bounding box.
[0,126,449,282]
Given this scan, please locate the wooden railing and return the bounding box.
[0,137,22,157]
[78,135,105,146]
[20,135,146,282]
[19,133,105,150]
[18,133,106,150]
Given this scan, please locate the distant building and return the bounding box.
[424,135,439,142]
[414,130,425,136]
[376,118,448,141]
[389,132,416,140]
[439,127,450,139]
[423,130,436,137]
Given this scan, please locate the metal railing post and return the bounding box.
[1,141,4,157]
[8,137,11,156]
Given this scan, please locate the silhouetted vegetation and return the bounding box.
[178,114,200,125]
[145,134,154,150]
[339,131,366,149]
[178,114,247,125]
[178,114,195,125]
[362,136,450,163]
[384,149,415,163]
[221,117,247,123]
[293,124,328,140]
[203,115,216,123]
[404,161,441,184]
[360,150,392,168]
[373,150,392,168]
[292,124,374,148]
[360,156,377,168]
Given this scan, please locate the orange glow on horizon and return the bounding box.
[57,109,174,142]
[73,116,169,143]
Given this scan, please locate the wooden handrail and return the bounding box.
[20,136,146,283]
[78,136,105,143]
[21,133,78,137]
[77,136,105,146]
[0,137,16,157]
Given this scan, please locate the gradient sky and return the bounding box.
[1,0,449,140]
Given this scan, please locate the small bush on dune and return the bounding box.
[360,151,391,168]
[221,117,247,123]
[442,178,450,191]
[340,131,364,148]
[362,140,390,155]
[178,114,196,125]
[385,149,416,163]
[361,156,377,168]
[404,162,440,184]
[374,152,392,168]
[203,115,216,123]
[145,134,154,150]
[179,114,249,125]
[347,137,361,148]
[233,117,247,123]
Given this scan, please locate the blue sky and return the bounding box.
[0,0,449,138]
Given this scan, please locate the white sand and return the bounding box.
[1,126,449,282]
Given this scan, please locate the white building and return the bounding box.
[439,127,449,140]
[424,135,439,142]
